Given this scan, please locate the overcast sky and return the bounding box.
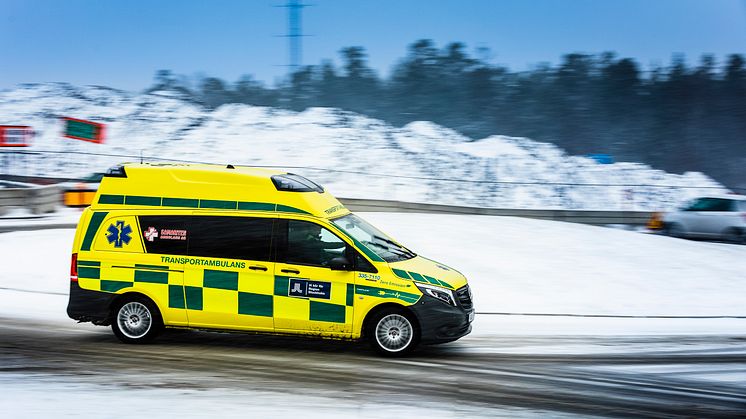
[2,0,745,91]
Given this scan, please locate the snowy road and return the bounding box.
[1,316,745,418]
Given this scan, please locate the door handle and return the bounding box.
[281,268,300,274]
[249,265,268,271]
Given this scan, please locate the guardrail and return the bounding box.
[0,182,60,215]
[339,198,653,226]
[0,177,652,226]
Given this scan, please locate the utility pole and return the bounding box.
[283,0,306,73]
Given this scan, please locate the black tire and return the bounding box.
[366,307,420,356]
[111,295,162,344]
[723,228,746,245]
[666,223,685,239]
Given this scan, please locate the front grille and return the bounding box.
[456,285,473,310]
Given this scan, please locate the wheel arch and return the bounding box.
[664,221,687,237]
[359,302,420,339]
[110,291,164,323]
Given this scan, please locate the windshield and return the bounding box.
[331,214,416,263]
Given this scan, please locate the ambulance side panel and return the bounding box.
[75,210,187,326]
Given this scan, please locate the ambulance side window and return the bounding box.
[139,216,189,255]
[188,216,273,261]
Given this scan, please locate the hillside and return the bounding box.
[0,83,727,210]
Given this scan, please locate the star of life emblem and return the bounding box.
[144,226,159,242]
[106,221,132,248]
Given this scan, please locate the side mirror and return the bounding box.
[329,256,351,271]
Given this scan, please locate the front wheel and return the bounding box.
[112,296,162,344]
[368,308,420,356]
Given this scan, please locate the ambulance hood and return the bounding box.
[388,255,468,291]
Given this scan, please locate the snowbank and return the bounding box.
[0,83,727,210]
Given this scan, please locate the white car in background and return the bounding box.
[663,196,746,244]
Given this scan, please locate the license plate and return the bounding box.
[468,311,475,323]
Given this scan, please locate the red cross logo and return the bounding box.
[144,227,159,242]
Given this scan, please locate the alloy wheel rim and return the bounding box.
[117,302,152,339]
[375,314,413,352]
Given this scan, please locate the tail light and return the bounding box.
[70,253,78,282]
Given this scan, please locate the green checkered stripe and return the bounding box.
[78,263,421,323]
[77,261,174,292]
[166,272,356,324]
[97,194,309,214]
[391,268,454,289]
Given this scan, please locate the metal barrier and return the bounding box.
[0,182,60,215]
[338,198,653,226]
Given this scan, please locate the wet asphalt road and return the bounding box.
[1,317,745,418]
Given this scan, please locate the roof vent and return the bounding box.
[104,164,127,178]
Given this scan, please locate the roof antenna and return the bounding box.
[226,164,235,169]
[140,150,143,164]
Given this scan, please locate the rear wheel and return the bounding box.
[367,308,419,356]
[723,228,745,244]
[111,296,162,344]
[666,223,685,239]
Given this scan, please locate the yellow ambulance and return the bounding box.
[67,163,474,355]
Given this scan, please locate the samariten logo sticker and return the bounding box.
[144,227,159,242]
[106,221,132,248]
[160,228,187,240]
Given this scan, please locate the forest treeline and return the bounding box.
[148,40,746,190]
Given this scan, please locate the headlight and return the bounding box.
[415,283,456,306]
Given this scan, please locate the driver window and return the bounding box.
[286,220,347,267]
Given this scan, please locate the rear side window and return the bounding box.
[711,199,735,212]
[686,198,735,212]
[139,216,189,255]
[138,215,274,261]
[188,216,274,261]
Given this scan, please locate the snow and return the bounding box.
[0,83,728,210]
[0,373,577,419]
[362,212,746,317]
[1,213,745,334]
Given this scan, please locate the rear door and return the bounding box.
[182,215,276,332]
[272,218,355,337]
[699,199,738,237]
[136,217,188,326]
[677,198,713,237]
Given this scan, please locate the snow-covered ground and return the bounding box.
[0,83,727,210]
[1,212,745,335]
[2,215,745,418]
[0,372,579,419]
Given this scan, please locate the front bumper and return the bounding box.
[410,298,474,344]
